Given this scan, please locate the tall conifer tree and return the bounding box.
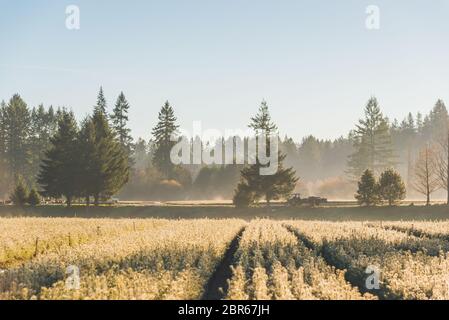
[111,92,133,156]
[234,101,298,206]
[151,101,179,179]
[3,94,31,183]
[38,110,79,207]
[94,86,108,115]
[347,97,395,179]
[87,109,129,205]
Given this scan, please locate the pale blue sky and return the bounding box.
[1,0,449,141]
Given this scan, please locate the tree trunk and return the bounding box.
[85,196,90,207]
[94,194,99,207]
[66,196,72,208]
[266,196,271,207]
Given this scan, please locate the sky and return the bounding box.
[1,0,449,142]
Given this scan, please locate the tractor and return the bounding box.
[287,193,328,207]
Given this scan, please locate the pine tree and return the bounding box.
[0,101,10,198]
[249,100,278,135]
[355,169,380,206]
[46,106,59,137]
[152,101,179,179]
[233,182,254,208]
[0,101,6,158]
[29,104,55,181]
[27,187,41,207]
[236,153,297,205]
[133,138,149,170]
[298,135,322,180]
[378,168,406,206]
[83,109,129,205]
[111,92,133,156]
[347,97,395,179]
[94,86,108,115]
[77,117,97,206]
[38,110,79,207]
[3,94,31,183]
[429,99,448,140]
[416,112,423,134]
[234,101,298,206]
[10,177,28,206]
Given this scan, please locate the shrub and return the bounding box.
[233,183,254,208]
[27,188,41,207]
[10,179,29,206]
[355,169,380,206]
[379,168,406,206]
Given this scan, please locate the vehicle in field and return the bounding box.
[287,193,328,207]
[105,197,120,205]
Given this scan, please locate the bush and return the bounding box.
[233,183,254,208]
[10,179,28,206]
[379,168,406,206]
[355,169,380,206]
[27,188,41,207]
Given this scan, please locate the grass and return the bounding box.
[1,203,449,221]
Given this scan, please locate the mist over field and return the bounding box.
[3,94,449,203]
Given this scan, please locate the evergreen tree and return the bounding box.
[234,101,298,206]
[152,101,179,178]
[46,106,59,136]
[111,92,133,156]
[38,110,79,207]
[86,109,129,205]
[133,138,149,170]
[429,100,448,140]
[0,101,6,158]
[233,182,254,208]
[10,177,28,206]
[236,153,297,205]
[347,97,395,178]
[355,169,380,206]
[378,168,406,206]
[29,104,56,181]
[249,100,278,135]
[27,187,41,207]
[416,112,424,134]
[0,101,10,198]
[298,135,322,179]
[77,117,97,206]
[3,94,32,183]
[94,86,108,115]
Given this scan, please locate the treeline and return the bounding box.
[1,88,131,206]
[0,95,60,198]
[279,97,449,200]
[1,89,449,204]
[347,97,449,203]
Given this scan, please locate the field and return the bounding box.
[1,214,449,300]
